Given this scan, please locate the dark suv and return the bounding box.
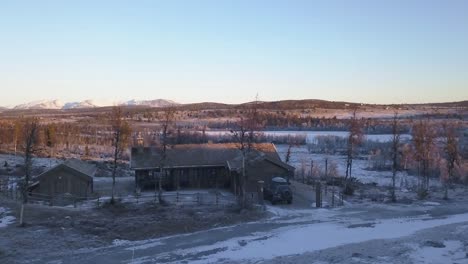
[264,177,293,205]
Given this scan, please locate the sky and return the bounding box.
[0,0,467,106]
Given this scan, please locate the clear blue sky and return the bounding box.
[1,0,467,106]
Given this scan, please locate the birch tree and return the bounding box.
[412,119,436,198]
[19,117,40,226]
[345,110,364,180]
[110,107,131,204]
[231,96,262,208]
[443,122,459,200]
[390,112,401,202]
[157,106,176,203]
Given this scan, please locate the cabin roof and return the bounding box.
[35,159,96,182]
[130,143,291,171]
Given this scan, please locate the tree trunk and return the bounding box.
[242,155,246,208]
[158,168,163,203]
[19,203,25,227]
[391,168,396,202]
[111,158,117,204]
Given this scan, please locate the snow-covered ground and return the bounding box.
[408,240,467,264]
[2,186,468,263]
[22,199,466,264]
[0,154,60,171]
[133,211,468,264]
[275,144,441,188]
[0,206,15,228]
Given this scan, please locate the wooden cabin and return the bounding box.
[130,143,294,195]
[29,159,96,199]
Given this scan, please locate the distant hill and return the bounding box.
[14,99,64,110]
[7,98,179,110]
[118,99,179,108]
[63,100,98,109]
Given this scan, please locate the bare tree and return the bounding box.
[390,112,401,202]
[157,106,176,203]
[110,107,132,204]
[412,119,436,198]
[44,123,57,158]
[443,122,459,200]
[230,96,262,208]
[345,110,364,180]
[19,117,40,226]
[13,119,22,156]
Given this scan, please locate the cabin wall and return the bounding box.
[135,167,230,191]
[35,167,92,198]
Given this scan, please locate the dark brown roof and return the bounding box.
[130,143,288,170]
[63,159,97,176]
[35,159,96,182]
[227,150,295,172]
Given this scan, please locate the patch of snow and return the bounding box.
[408,240,467,264]
[126,241,165,251]
[423,202,441,206]
[112,239,132,246]
[0,207,15,228]
[63,100,97,109]
[118,99,179,108]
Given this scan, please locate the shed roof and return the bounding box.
[63,159,97,177]
[35,159,96,182]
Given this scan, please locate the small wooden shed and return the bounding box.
[30,159,96,198]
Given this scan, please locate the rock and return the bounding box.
[238,240,247,247]
[424,240,445,248]
[352,253,363,258]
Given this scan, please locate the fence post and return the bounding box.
[331,186,335,207]
[215,192,219,206]
[316,182,322,208]
[197,193,200,205]
[177,192,179,203]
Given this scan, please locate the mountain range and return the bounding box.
[1,99,466,112]
[7,99,179,110]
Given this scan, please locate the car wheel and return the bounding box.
[287,199,292,204]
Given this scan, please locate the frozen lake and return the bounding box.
[204,130,411,143]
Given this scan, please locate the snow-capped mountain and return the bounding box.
[13,100,64,110]
[118,99,179,108]
[63,100,98,109]
[7,99,178,110]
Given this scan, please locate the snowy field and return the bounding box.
[275,144,441,188]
